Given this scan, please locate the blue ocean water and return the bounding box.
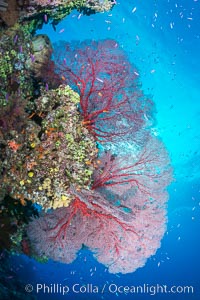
[10,1,200,299]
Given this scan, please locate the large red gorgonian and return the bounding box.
[26,136,172,274]
[25,40,173,274]
[50,39,155,143]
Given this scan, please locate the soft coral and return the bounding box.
[52,39,154,142]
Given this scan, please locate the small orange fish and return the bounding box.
[8,140,21,152]
[82,120,91,125]
[26,161,37,170]
[28,112,36,119]
[20,198,26,206]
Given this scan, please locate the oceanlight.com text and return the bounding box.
[25,282,194,296]
[107,283,194,296]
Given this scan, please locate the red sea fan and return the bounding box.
[52,40,155,142]
[25,39,172,274]
[92,136,172,196]
[26,136,172,274]
[26,186,168,273]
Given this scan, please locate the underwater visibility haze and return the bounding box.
[0,0,200,299]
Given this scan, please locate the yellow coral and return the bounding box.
[28,171,34,178]
[51,193,72,209]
